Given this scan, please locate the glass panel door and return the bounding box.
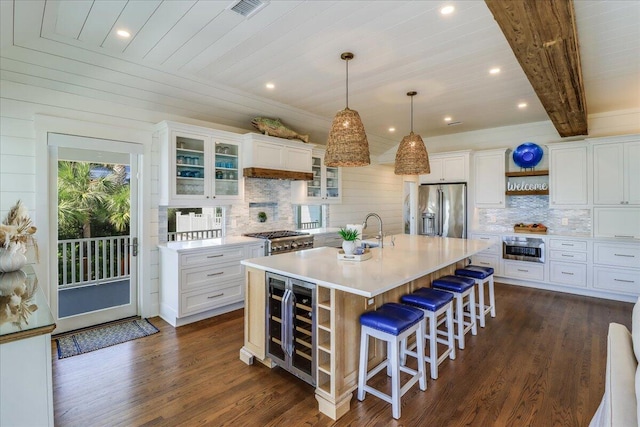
[325,165,340,199]
[307,156,322,198]
[175,134,206,198]
[213,140,239,197]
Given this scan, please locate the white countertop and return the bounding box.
[159,236,264,251]
[241,234,492,297]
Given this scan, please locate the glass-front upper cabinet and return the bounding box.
[158,121,242,206]
[292,150,341,204]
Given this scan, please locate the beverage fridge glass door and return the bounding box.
[290,279,315,385]
[267,274,287,365]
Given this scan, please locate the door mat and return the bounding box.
[55,319,159,359]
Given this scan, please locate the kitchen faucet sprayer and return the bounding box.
[362,213,384,248]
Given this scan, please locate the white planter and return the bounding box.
[342,240,356,255]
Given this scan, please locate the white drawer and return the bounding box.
[549,261,587,287]
[593,243,640,269]
[503,261,544,281]
[180,262,244,292]
[549,250,587,263]
[593,267,640,295]
[471,254,500,272]
[180,281,243,315]
[180,246,245,267]
[549,239,587,252]
[470,234,501,255]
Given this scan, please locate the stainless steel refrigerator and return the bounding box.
[418,183,467,238]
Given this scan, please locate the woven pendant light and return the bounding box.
[325,52,370,167]
[394,91,430,175]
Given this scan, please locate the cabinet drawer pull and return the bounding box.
[517,269,529,272]
[561,254,574,258]
[561,271,574,276]
[614,254,635,258]
[207,272,224,277]
[480,237,490,240]
[207,254,224,258]
[561,243,574,247]
[207,293,224,299]
[614,235,634,238]
[614,279,635,283]
[479,262,490,266]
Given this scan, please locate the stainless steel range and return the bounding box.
[244,230,314,255]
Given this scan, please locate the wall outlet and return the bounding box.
[367,298,374,306]
[561,217,569,225]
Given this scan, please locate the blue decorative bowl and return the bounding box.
[513,142,543,168]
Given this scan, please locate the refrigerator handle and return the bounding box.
[438,188,444,236]
[281,289,291,356]
[288,291,297,357]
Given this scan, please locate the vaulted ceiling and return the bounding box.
[1,0,638,155]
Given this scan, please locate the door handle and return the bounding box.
[281,289,291,356]
[129,237,138,257]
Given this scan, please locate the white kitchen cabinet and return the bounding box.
[469,233,502,275]
[419,151,470,183]
[159,239,265,327]
[243,133,312,173]
[548,143,588,206]
[473,149,507,208]
[548,238,589,288]
[592,241,640,296]
[593,139,640,205]
[594,208,640,239]
[291,150,342,204]
[157,121,242,206]
[503,260,544,281]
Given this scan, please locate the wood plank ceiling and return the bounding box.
[486,0,588,137]
[1,1,638,153]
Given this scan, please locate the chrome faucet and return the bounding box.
[362,213,384,248]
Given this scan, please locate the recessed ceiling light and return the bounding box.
[388,127,396,132]
[265,82,275,89]
[444,116,452,122]
[116,29,131,38]
[440,5,455,15]
[518,102,528,109]
[489,67,501,75]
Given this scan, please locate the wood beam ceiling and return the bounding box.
[485,0,588,137]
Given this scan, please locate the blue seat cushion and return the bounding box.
[401,288,453,311]
[432,275,475,293]
[360,302,424,336]
[455,265,494,279]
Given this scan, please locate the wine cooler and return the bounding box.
[266,272,316,386]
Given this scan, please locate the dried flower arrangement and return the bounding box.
[0,270,38,328]
[0,200,38,257]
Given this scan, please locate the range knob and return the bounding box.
[291,242,298,249]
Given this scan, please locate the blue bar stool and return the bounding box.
[400,287,456,380]
[431,275,477,350]
[455,265,496,328]
[357,302,427,419]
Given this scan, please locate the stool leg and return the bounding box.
[489,276,496,317]
[428,312,438,379]
[469,288,477,336]
[415,321,427,392]
[390,337,401,419]
[477,280,486,328]
[455,294,465,349]
[446,304,456,360]
[387,341,393,377]
[357,330,369,401]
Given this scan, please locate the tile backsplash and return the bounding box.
[477,195,591,236]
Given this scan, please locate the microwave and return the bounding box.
[502,236,545,263]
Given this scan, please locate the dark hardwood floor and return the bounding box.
[51,283,633,427]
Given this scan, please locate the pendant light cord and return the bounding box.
[410,94,414,132]
[345,58,349,108]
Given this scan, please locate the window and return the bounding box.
[295,205,325,230]
[167,206,225,241]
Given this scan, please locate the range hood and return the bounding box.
[243,167,313,181]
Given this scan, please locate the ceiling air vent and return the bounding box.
[227,0,269,19]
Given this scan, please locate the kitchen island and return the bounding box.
[240,234,491,420]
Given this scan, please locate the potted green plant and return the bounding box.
[257,211,267,223]
[338,227,359,255]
